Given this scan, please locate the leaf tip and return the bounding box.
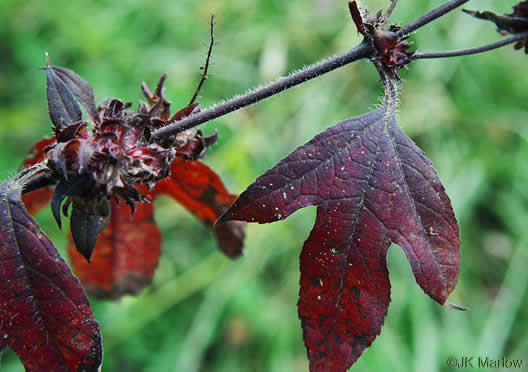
[215,210,232,225]
[82,253,92,264]
[214,219,247,259]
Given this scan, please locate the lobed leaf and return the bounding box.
[154,158,246,258]
[220,99,460,371]
[0,176,102,371]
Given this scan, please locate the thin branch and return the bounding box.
[151,41,372,140]
[397,0,470,37]
[189,14,215,106]
[413,32,528,59]
[381,0,400,27]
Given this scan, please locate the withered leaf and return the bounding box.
[68,198,161,298]
[21,187,53,216]
[154,158,246,258]
[46,55,82,131]
[464,2,528,52]
[0,174,102,371]
[463,8,528,34]
[21,137,56,215]
[219,89,460,371]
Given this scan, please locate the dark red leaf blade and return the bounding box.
[219,105,460,371]
[154,158,246,258]
[68,199,161,298]
[0,178,102,371]
[46,56,82,131]
[299,205,391,371]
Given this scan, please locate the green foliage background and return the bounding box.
[0,0,527,371]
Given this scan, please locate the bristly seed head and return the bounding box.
[44,62,217,259]
[47,73,216,208]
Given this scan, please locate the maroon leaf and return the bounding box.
[0,173,102,371]
[46,55,83,131]
[219,93,460,371]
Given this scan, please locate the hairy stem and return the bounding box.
[151,0,490,141]
[16,162,57,194]
[397,0,469,37]
[151,41,371,140]
[413,32,528,59]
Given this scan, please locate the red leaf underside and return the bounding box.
[0,180,102,371]
[21,137,56,215]
[154,158,246,258]
[68,198,161,298]
[221,100,459,371]
[21,187,54,216]
[22,137,56,169]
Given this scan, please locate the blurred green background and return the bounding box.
[1,0,527,371]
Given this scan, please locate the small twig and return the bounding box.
[413,32,528,59]
[381,0,400,27]
[151,41,372,140]
[189,14,216,106]
[397,0,470,37]
[155,73,167,97]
